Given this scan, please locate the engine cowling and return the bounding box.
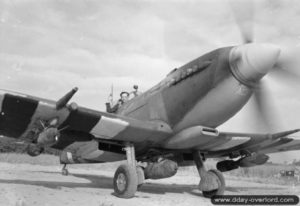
[144,159,178,180]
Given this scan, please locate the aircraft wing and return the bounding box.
[0,89,172,152]
[256,139,300,154]
[206,129,300,157]
[1,89,299,162]
[161,126,300,158]
[52,108,173,151]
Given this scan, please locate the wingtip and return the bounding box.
[272,128,300,140]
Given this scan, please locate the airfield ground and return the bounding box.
[0,154,299,206]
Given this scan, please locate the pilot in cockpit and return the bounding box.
[120,91,130,104]
[105,85,141,113]
[106,91,129,113]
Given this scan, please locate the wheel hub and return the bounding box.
[199,171,220,191]
[116,173,127,191]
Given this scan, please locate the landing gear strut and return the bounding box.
[113,143,144,198]
[193,151,225,198]
[61,164,69,176]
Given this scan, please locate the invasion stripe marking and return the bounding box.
[82,150,104,160]
[0,94,39,138]
[0,92,5,117]
[59,108,101,132]
[91,116,129,139]
[20,100,70,142]
[66,152,75,163]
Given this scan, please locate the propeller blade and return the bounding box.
[271,66,300,87]
[229,0,254,43]
[251,81,279,132]
[274,46,300,79]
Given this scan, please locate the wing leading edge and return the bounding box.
[161,125,300,157]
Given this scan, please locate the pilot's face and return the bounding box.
[121,94,129,102]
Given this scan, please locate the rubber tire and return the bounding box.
[113,164,138,198]
[136,166,145,189]
[202,169,225,198]
[27,145,44,157]
[62,169,69,176]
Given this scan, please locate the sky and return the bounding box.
[0,0,300,163]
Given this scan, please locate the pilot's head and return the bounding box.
[120,91,129,103]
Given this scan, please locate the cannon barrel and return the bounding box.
[56,87,78,110]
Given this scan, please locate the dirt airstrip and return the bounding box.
[0,160,299,206]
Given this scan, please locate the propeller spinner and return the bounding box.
[230,0,299,132]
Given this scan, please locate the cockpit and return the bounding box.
[105,85,141,113]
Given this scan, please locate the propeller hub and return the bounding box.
[229,43,281,86]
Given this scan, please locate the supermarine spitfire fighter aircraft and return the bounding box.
[1,3,300,199]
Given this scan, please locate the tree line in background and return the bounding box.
[0,137,59,156]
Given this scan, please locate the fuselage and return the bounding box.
[118,46,253,132]
[0,46,253,142]
[0,43,281,163]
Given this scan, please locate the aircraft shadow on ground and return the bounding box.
[0,171,203,197]
[0,171,283,197]
[72,173,206,197]
[226,186,284,193]
[0,172,112,190]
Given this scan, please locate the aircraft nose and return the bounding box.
[229,43,281,86]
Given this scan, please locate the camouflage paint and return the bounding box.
[0,45,297,163]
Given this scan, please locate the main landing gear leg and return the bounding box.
[193,151,225,198]
[61,164,69,176]
[113,143,144,198]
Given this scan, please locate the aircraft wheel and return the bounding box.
[202,169,225,198]
[136,166,145,188]
[27,145,44,157]
[113,164,138,198]
[62,168,69,176]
